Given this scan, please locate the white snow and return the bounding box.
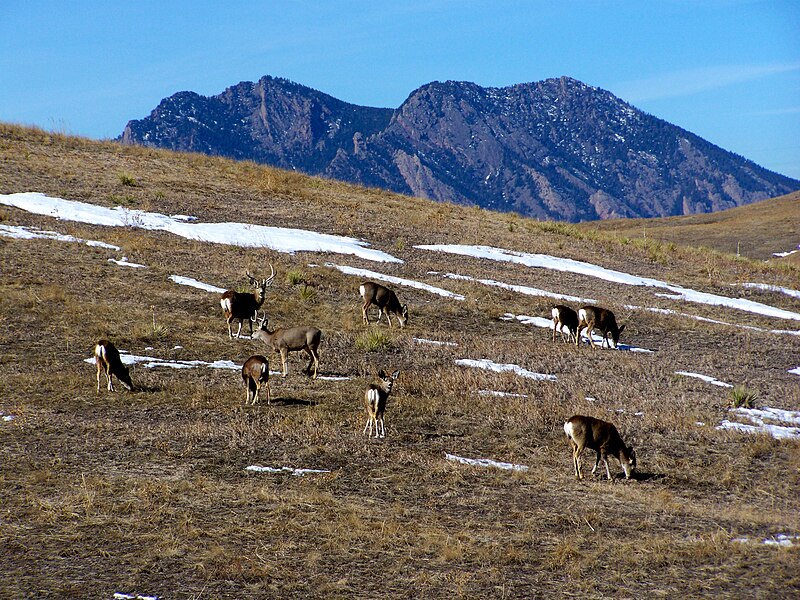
[0,223,121,249]
[441,272,596,303]
[1,192,401,263]
[442,273,597,304]
[445,452,529,472]
[169,275,227,294]
[675,371,733,388]
[113,594,158,600]
[717,406,800,440]
[624,304,800,337]
[245,465,330,476]
[477,390,529,398]
[325,262,464,299]
[417,244,800,321]
[790,367,800,376]
[85,353,240,371]
[740,282,800,300]
[455,358,557,381]
[108,257,146,268]
[502,312,654,352]
[413,337,458,347]
[733,534,799,547]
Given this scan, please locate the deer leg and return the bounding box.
[105,366,115,392]
[253,381,260,405]
[265,381,271,405]
[364,415,372,436]
[281,349,288,377]
[234,320,244,339]
[96,362,102,393]
[377,416,385,438]
[586,325,597,348]
[362,302,370,325]
[573,445,583,480]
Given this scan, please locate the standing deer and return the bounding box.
[576,305,625,348]
[251,316,322,379]
[359,282,408,328]
[363,369,400,438]
[94,339,133,393]
[551,304,579,343]
[220,265,276,339]
[242,355,271,405]
[564,415,636,480]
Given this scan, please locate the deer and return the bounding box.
[363,369,400,438]
[564,415,636,481]
[220,264,276,339]
[551,304,579,343]
[576,305,625,349]
[242,355,271,405]
[251,315,322,379]
[359,282,408,328]
[94,339,133,393]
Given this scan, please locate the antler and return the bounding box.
[255,312,268,330]
[263,263,276,287]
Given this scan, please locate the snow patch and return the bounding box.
[717,407,800,440]
[445,452,529,472]
[417,244,800,321]
[245,465,330,476]
[1,192,400,263]
[169,275,227,294]
[327,263,464,299]
[414,337,458,347]
[441,272,596,303]
[675,371,733,388]
[455,358,557,381]
[0,223,120,249]
[108,257,146,268]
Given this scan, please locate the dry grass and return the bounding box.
[1,124,799,598]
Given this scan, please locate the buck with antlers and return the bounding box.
[220,265,276,339]
[363,369,400,438]
[359,281,408,328]
[94,339,133,393]
[564,415,636,480]
[251,315,322,379]
[242,355,271,405]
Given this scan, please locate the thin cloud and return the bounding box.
[614,63,800,102]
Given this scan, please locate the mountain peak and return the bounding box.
[120,75,799,221]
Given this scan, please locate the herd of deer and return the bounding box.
[93,266,636,480]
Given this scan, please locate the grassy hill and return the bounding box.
[1,124,799,598]
[577,190,800,260]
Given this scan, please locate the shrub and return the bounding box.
[729,385,758,409]
[118,171,137,187]
[355,329,394,352]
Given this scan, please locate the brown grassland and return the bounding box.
[1,124,799,598]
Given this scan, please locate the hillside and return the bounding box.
[578,190,800,260]
[120,75,800,222]
[1,124,799,599]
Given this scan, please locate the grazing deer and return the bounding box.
[251,316,322,379]
[564,415,636,480]
[242,355,271,405]
[576,305,625,348]
[551,304,579,343]
[359,282,408,328]
[94,339,133,393]
[363,369,400,438]
[220,265,276,339]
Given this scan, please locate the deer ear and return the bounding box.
[377,369,386,378]
[392,369,400,379]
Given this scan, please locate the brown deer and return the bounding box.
[242,355,270,405]
[94,339,133,393]
[551,304,579,343]
[363,369,400,438]
[359,282,408,328]
[564,415,636,480]
[576,305,625,348]
[220,265,276,339]
[251,316,322,379]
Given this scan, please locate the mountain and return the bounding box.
[120,75,800,221]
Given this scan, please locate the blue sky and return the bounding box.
[2,1,799,179]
